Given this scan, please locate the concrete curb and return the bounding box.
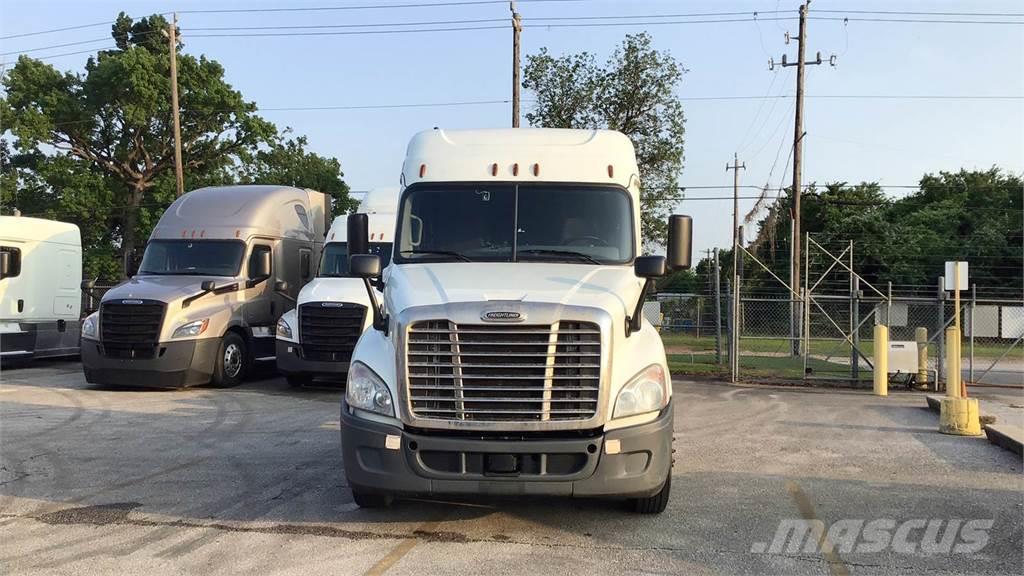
[984,425,1024,456]
[926,395,1024,455]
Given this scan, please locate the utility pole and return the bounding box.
[511,1,521,128]
[769,0,833,354]
[726,154,745,378]
[168,13,184,197]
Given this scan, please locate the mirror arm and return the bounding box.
[275,287,296,304]
[625,278,653,337]
[183,282,238,309]
[362,277,389,335]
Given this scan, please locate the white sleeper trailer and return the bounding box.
[0,216,83,361]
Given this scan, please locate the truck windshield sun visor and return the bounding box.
[138,240,246,277]
[394,184,634,265]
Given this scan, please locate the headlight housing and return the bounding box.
[276,316,292,340]
[171,318,209,339]
[81,312,98,339]
[613,364,668,419]
[346,362,394,417]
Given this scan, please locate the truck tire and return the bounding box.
[286,374,313,388]
[351,489,393,508]
[211,333,247,388]
[630,474,670,514]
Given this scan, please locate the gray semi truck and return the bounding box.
[81,185,329,388]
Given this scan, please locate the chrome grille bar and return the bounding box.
[406,320,601,422]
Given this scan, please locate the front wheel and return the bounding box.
[211,333,247,388]
[630,474,671,514]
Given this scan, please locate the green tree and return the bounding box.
[239,134,357,217]
[1,13,276,276]
[523,33,686,245]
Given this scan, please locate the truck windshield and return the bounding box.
[395,184,634,264]
[320,242,393,277]
[138,240,245,276]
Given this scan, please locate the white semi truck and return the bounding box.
[275,187,398,386]
[0,216,83,362]
[340,128,692,513]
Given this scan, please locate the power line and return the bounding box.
[813,9,1023,17]
[187,25,507,38]
[185,18,508,31]
[177,1,509,14]
[810,16,1024,25]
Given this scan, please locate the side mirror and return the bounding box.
[201,280,216,292]
[347,213,369,256]
[350,254,382,279]
[666,215,693,270]
[0,252,9,279]
[274,280,289,293]
[634,255,666,279]
[251,250,271,279]
[351,254,387,332]
[80,278,96,291]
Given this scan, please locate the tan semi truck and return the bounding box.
[81,185,329,388]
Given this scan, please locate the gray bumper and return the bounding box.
[275,340,350,378]
[81,337,220,388]
[340,400,673,499]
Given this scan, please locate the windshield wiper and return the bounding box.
[400,250,473,262]
[518,249,602,265]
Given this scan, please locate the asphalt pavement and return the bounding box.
[0,361,1021,575]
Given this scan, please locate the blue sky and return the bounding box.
[2,0,1022,257]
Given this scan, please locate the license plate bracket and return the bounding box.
[484,453,520,476]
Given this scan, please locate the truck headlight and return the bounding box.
[346,362,394,417]
[172,318,209,339]
[81,312,99,339]
[613,364,668,419]
[276,316,293,340]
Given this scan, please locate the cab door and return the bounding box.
[244,243,274,327]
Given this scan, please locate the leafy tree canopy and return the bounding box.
[1,13,353,280]
[523,33,686,245]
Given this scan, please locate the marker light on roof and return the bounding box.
[533,163,540,177]
[608,165,614,178]
[491,163,498,177]
[419,164,427,177]
[513,163,519,176]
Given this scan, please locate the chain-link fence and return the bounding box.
[659,246,1023,389]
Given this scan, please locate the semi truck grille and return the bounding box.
[406,321,601,422]
[299,303,366,363]
[100,301,164,359]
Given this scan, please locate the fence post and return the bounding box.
[851,277,860,381]
[873,324,889,396]
[969,283,975,384]
[726,278,733,381]
[713,249,722,365]
[937,276,946,391]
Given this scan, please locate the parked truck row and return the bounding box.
[1,127,693,513]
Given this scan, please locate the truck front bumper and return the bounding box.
[275,340,351,378]
[81,338,220,388]
[340,400,673,499]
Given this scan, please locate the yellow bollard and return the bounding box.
[945,327,961,398]
[915,327,928,387]
[939,397,982,436]
[873,325,888,396]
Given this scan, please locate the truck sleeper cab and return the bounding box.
[276,187,398,387]
[340,129,692,514]
[0,216,82,362]
[80,185,328,388]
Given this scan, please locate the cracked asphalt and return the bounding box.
[1,360,1021,575]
